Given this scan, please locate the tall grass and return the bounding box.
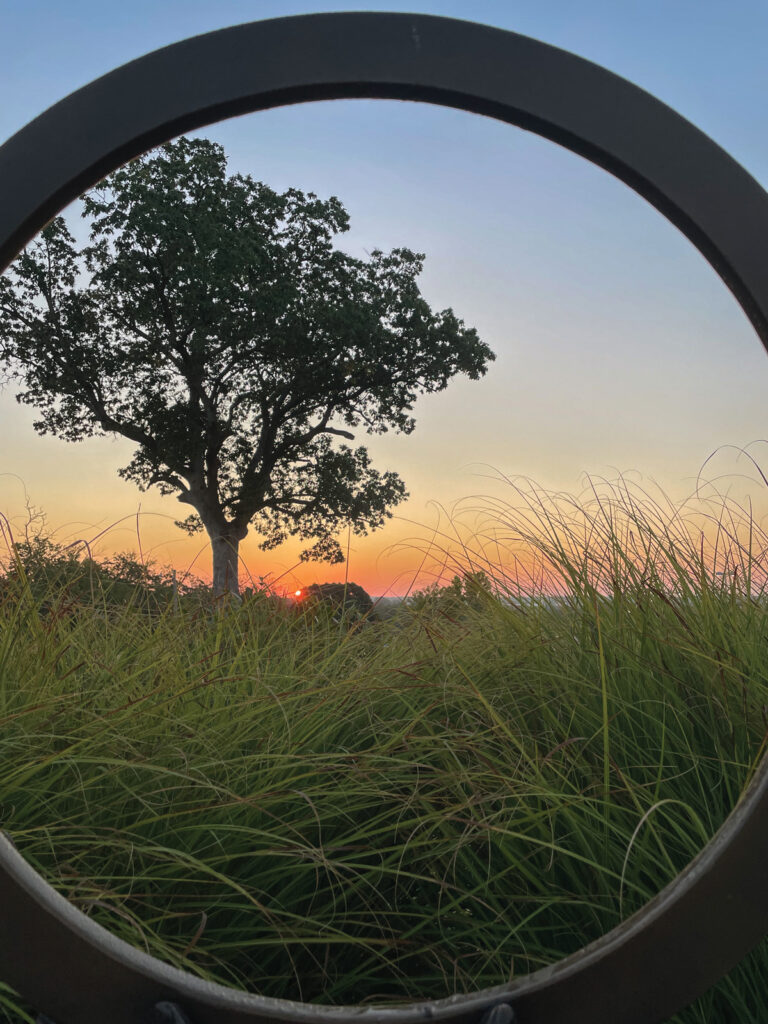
[1,475,768,1021]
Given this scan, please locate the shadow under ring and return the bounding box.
[1,12,768,1024]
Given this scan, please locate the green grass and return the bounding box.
[2,476,768,1021]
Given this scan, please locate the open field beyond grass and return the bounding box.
[2,478,768,1022]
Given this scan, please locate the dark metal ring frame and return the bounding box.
[1,11,768,1024]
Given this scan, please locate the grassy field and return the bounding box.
[1,478,768,1022]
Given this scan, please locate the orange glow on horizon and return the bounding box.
[5,452,768,600]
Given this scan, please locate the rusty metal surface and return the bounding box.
[1,12,768,1023]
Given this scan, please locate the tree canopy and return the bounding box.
[0,138,494,594]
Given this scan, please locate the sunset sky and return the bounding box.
[2,0,768,595]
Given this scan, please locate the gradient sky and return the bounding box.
[2,0,768,595]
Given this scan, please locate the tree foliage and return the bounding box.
[0,138,494,593]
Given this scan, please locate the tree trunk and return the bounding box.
[210,532,240,598]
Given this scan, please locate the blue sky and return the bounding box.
[2,1,768,592]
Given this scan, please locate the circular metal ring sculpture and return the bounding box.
[2,12,768,1024]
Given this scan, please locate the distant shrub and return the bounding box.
[1,535,207,614]
[407,570,496,616]
[303,581,375,621]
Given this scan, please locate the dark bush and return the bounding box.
[304,581,375,622]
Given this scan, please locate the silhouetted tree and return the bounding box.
[0,138,494,595]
